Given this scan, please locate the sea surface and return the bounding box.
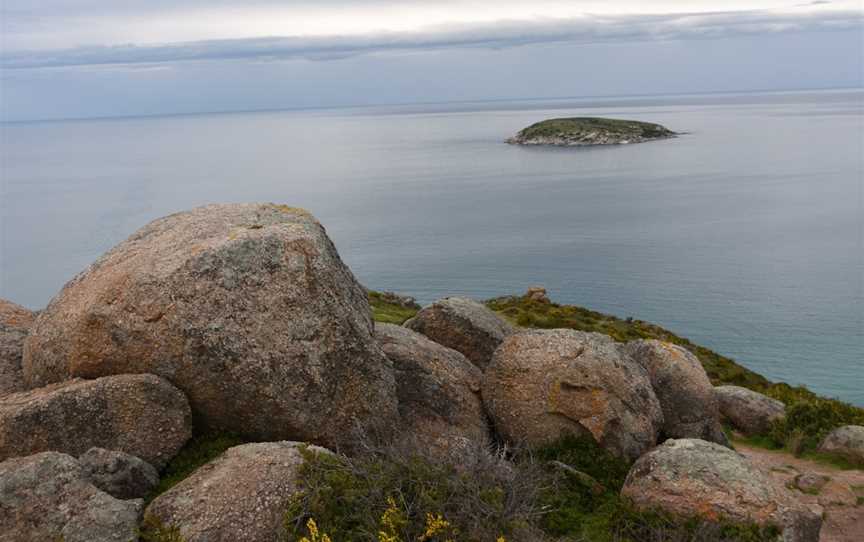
[2,89,862,405]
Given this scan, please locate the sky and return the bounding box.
[1,0,862,121]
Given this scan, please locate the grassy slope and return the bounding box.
[516,117,675,140]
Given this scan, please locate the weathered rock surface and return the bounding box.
[405,296,514,370]
[483,329,663,461]
[818,425,864,466]
[625,339,728,445]
[0,299,35,397]
[715,385,786,436]
[79,447,159,500]
[145,441,329,542]
[622,439,821,542]
[0,374,191,469]
[0,451,142,542]
[375,323,488,459]
[22,203,398,450]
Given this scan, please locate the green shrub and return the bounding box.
[284,442,545,542]
[530,435,777,541]
[768,399,864,458]
[139,516,187,542]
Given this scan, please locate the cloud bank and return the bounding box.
[3,7,862,70]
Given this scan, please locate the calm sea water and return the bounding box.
[1,89,862,405]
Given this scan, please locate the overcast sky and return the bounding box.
[1,1,862,120]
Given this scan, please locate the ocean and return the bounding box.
[1,89,862,405]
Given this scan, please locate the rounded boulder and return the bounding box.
[23,203,398,449]
[145,441,329,542]
[625,339,728,445]
[818,425,864,466]
[482,329,663,461]
[715,385,785,436]
[375,323,489,460]
[405,296,514,370]
[0,374,191,469]
[0,299,35,397]
[0,451,142,542]
[622,439,821,542]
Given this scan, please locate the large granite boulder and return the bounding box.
[375,323,488,460]
[0,374,190,469]
[625,339,727,445]
[0,451,142,542]
[818,425,864,466]
[0,299,34,397]
[622,439,821,542]
[405,297,514,370]
[79,447,159,500]
[145,441,329,542]
[715,385,785,436]
[482,329,663,461]
[22,203,398,450]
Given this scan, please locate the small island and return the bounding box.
[506,117,678,146]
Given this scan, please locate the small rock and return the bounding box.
[0,374,191,469]
[715,385,785,436]
[483,329,662,461]
[524,286,550,303]
[79,447,159,500]
[0,299,35,397]
[145,441,330,542]
[375,323,488,461]
[818,425,864,466]
[622,439,821,542]
[0,451,142,542]
[817,480,857,507]
[793,472,830,494]
[625,339,728,445]
[405,296,514,370]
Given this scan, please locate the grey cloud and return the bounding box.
[3,9,862,70]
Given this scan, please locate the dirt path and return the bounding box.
[735,443,864,542]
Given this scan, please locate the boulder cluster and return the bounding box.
[0,203,856,541]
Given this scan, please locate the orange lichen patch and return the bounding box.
[548,381,611,440]
[659,341,686,360]
[694,500,721,521]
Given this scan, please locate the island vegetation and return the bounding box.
[506,117,677,146]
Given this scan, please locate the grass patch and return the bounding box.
[369,291,420,325]
[147,431,247,503]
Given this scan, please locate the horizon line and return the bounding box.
[2,84,862,125]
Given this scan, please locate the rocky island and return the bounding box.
[506,117,678,146]
[1,204,862,542]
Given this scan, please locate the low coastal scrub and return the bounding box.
[284,435,776,542]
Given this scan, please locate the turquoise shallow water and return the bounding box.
[1,89,862,405]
